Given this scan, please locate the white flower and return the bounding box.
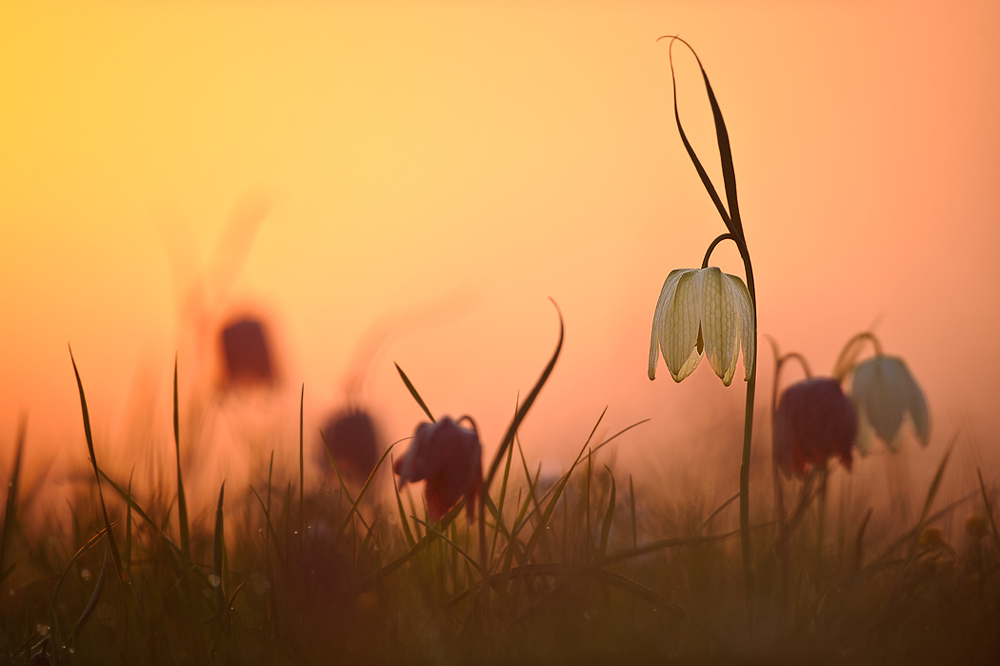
[648,267,754,386]
[850,355,929,453]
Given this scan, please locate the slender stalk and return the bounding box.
[737,249,757,611]
[832,331,884,381]
[767,342,813,613]
[815,464,829,581]
[299,384,304,555]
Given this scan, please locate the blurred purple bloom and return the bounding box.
[775,377,857,479]
[219,317,275,388]
[318,408,381,486]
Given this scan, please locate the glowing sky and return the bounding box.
[1,1,998,500]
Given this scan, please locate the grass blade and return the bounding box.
[299,384,305,555]
[391,459,417,549]
[916,439,954,529]
[853,507,873,573]
[976,467,1000,556]
[394,363,436,423]
[173,357,190,559]
[66,540,109,642]
[336,443,396,541]
[249,485,286,568]
[599,465,616,559]
[213,482,227,614]
[0,414,27,584]
[69,347,126,586]
[484,300,564,491]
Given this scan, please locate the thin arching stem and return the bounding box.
[832,331,884,382]
[701,233,735,269]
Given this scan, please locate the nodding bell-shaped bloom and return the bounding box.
[648,267,754,386]
[774,378,857,479]
[318,408,381,487]
[850,355,929,453]
[219,316,277,388]
[393,416,482,521]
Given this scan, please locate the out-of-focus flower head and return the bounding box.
[774,377,857,479]
[218,316,277,388]
[393,415,482,521]
[648,267,754,386]
[318,408,381,487]
[850,355,929,454]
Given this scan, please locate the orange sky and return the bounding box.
[1,1,998,504]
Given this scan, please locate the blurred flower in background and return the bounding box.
[851,355,929,453]
[318,408,381,487]
[218,316,278,389]
[774,377,857,478]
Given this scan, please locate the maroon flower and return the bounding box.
[318,408,381,487]
[218,316,276,388]
[393,416,482,521]
[775,377,857,479]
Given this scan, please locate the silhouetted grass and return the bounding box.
[0,355,998,666]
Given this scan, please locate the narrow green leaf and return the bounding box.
[697,491,740,534]
[299,384,305,555]
[125,468,133,577]
[69,347,126,587]
[916,440,953,529]
[629,475,638,552]
[485,301,564,490]
[854,507,873,572]
[337,443,395,541]
[411,516,479,570]
[394,363,436,423]
[977,468,1000,556]
[213,482,227,613]
[0,414,27,584]
[661,36,731,234]
[599,466,617,558]
[249,485,286,568]
[391,461,416,549]
[173,357,190,559]
[490,417,518,562]
[66,541,108,641]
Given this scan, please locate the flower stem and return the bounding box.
[701,233,734,269]
[738,253,757,613]
[832,331,884,382]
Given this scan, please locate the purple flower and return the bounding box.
[218,317,276,388]
[775,377,857,479]
[393,416,482,521]
[318,408,381,487]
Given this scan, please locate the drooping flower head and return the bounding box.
[850,355,929,454]
[774,377,857,479]
[648,267,755,386]
[218,316,277,389]
[393,415,482,521]
[318,408,380,487]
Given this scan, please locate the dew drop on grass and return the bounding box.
[80,569,91,581]
[208,574,222,588]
